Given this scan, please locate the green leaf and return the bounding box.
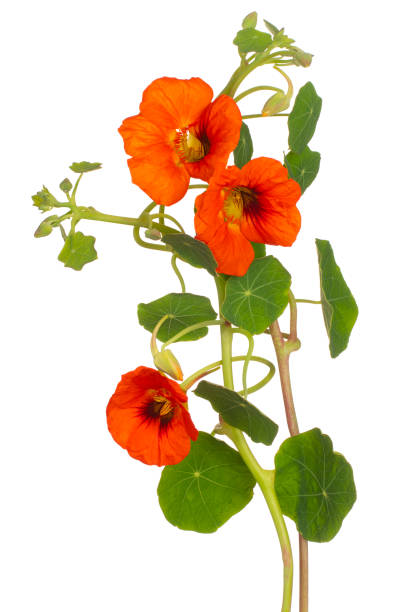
[69,161,102,173]
[59,178,72,194]
[233,122,253,169]
[275,428,357,542]
[288,82,322,154]
[195,381,278,445]
[285,147,321,193]
[162,233,217,276]
[32,186,59,212]
[242,11,257,29]
[222,256,291,334]
[158,432,256,533]
[251,242,266,258]
[137,293,217,342]
[233,28,272,53]
[57,231,97,270]
[263,21,294,47]
[34,214,60,238]
[316,239,358,358]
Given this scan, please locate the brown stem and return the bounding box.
[270,292,309,612]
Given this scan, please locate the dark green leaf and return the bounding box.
[32,186,59,212]
[275,428,357,542]
[242,11,257,29]
[162,233,217,276]
[34,214,60,238]
[158,432,256,533]
[58,231,97,270]
[234,122,253,169]
[59,178,72,193]
[137,293,217,342]
[195,381,278,445]
[69,161,102,173]
[233,28,272,53]
[222,256,291,334]
[288,82,322,154]
[285,147,321,193]
[251,242,266,258]
[316,239,358,358]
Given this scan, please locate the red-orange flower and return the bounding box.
[107,366,198,466]
[118,77,242,206]
[194,157,302,276]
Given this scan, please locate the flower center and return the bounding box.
[223,186,258,221]
[146,394,175,424]
[175,128,210,163]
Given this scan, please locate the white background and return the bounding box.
[1,1,407,610]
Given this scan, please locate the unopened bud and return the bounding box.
[290,46,313,67]
[154,349,183,381]
[242,11,257,29]
[145,228,162,241]
[34,215,60,238]
[262,91,291,116]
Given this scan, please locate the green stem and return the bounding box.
[234,85,282,103]
[295,299,321,305]
[216,275,293,612]
[232,328,254,399]
[150,212,185,233]
[181,355,275,395]
[188,184,208,190]
[270,293,308,612]
[161,320,223,350]
[241,113,289,119]
[171,254,186,293]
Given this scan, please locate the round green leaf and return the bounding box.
[58,231,97,271]
[69,161,102,173]
[316,239,358,358]
[162,233,217,276]
[275,428,357,542]
[285,147,321,193]
[137,293,217,342]
[194,381,278,445]
[233,28,272,53]
[233,122,253,169]
[222,256,291,334]
[158,432,256,533]
[288,82,322,154]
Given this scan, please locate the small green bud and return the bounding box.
[59,178,72,194]
[32,186,59,212]
[242,11,257,29]
[34,215,60,238]
[145,228,162,241]
[262,90,291,116]
[154,349,183,381]
[290,46,313,67]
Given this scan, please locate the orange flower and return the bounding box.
[107,366,198,466]
[118,77,242,205]
[194,157,302,276]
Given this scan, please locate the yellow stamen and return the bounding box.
[175,128,209,163]
[223,186,257,221]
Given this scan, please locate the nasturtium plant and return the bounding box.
[158,432,256,533]
[274,428,357,542]
[316,239,358,357]
[137,293,217,342]
[32,13,359,612]
[222,256,291,334]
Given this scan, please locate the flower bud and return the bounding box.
[153,349,183,381]
[34,215,60,238]
[242,11,257,29]
[290,46,313,67]
[145,228,162,241]
[262,91,291,116]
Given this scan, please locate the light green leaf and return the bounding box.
[234,122,253,169]
[59,178,72,194]
[233,28,272,53]
[288,82,322,154]
[275,428,357,542]
[194,381,278,445]
[162,233,217,276]
[285,147,321,193]
[58,231,97,270]
[316,239,358,358]
[222,256,291,334]
[32,186,59,212]
[137,293,217,342]
[242,11,257,29]
[158,432,256,533]
[69,161,102,173]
